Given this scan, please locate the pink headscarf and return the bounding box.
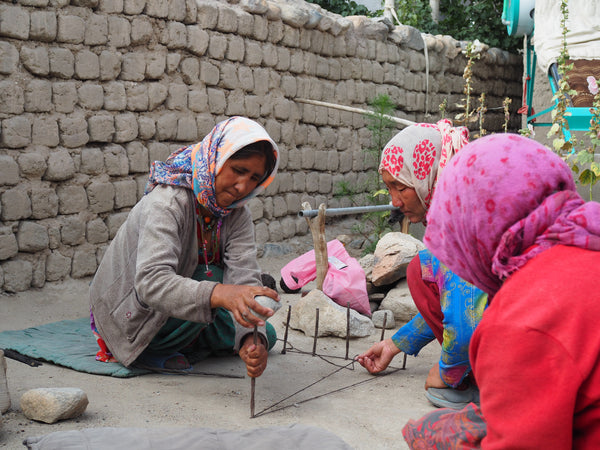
[379,119,469,211]
[424,133,600,296]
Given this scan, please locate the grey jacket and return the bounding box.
[90,185,265,367]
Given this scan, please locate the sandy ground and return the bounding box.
[0,219,439,449]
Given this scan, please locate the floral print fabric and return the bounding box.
[379,119,469,210]
[392,249,487,387]
[425,133,600,296]
[146,116,279,218]
[402,403,486,449]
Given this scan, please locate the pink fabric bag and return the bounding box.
[280,240,371,317]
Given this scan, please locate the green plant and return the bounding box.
[475,92,487,138]
[570,79,600,200]
[306,0,375,17]
[503,97,512,132]
[455,41,482,129]
[335,94,398,254]
[396,0,521,53]
[439,98,448,119]
[547,0,576,156]
[547,0,599,200]
[396,0,436,30]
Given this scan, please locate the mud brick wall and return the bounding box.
[0,0,523,292]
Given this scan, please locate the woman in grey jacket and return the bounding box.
[90,117,280,378]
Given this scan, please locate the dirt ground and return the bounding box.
[0,219,439,450]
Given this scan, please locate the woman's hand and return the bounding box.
[210,284,279,328]
[424,362,447,389]
[356,338,402,374]
[239,333,268,377]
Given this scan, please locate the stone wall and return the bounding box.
[0,0,523,293]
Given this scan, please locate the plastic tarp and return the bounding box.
[534,0,600,73]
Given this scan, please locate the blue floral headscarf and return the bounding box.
[146,116,279,218]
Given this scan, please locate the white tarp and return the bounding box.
[534,0,600,73]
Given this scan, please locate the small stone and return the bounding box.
[380,280,418,322]
[368,292,385,303]
[20,387,88,424]
[372,310,396,329]
[252,295,282,321]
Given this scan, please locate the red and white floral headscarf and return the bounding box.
[379,119,469,211]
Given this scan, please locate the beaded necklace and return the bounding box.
[195,206,222,277]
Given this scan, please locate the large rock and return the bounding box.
[379,279,419,322]
[289,289,374,338]
[371,232,425,286]
[20,387,88,424]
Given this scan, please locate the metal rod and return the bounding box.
[295,98,415,127]
[250,325,258,418]
[312,308,319,356]
[298,204,398,218]
[380,312,388,341]
[281,305,291,355]
[2,349,42,367]
[345,302,350,360]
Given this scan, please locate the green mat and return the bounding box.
[0,318,148,378]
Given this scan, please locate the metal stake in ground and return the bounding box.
[281,305,291,355]
[250,325,258,418]
[345,302,350,360]
[380,312,388,341]
[312,308,319,356]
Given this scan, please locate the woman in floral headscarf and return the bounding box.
[357,119,487,409]
[403,133,600,448]
[90,117,280,378]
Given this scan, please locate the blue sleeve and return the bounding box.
[391,313,436,355]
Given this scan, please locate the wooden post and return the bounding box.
[401,216,410,234]
[302,202,328,291]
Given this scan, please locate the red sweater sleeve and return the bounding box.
[470,246,600,449]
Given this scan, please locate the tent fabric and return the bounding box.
[534,0,600,73]
[23,424,353,450]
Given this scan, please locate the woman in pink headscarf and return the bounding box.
[357,119,487,410]
[403,133,600,448]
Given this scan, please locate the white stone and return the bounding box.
[371,232,425,286]
[289,289,374,338]
[252,295,282,321]
[379,279,418,322]
[20,387,88,424]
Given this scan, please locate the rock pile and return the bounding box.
[287,231,424,337]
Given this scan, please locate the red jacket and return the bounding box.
[471,245,600,449]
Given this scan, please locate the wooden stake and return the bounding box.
[401,216,410,234]
[302,202,328,291]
